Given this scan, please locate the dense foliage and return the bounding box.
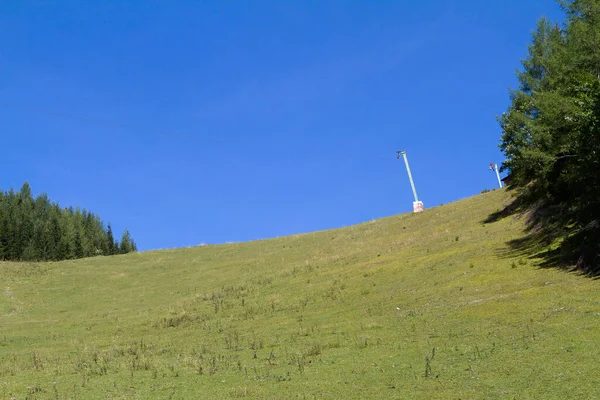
[499,0,600,272]
[0,182,136,261]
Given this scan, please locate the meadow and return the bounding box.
[1,189,599,399]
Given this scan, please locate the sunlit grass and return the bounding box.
[1,189,598,399]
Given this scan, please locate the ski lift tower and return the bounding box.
[489,162,503,188]
[397,150,424,213]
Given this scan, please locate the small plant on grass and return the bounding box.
[424,347,436,378]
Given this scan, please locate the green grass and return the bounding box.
[1,189,599,399]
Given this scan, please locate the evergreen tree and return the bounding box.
[119,229,136,254]
[6,189,21,260]
[0,182,137,261]
[499,0,600,273]
[0,194,7,260]
[73,230,84,259]
[106,224,116,255]
[49,210,62,260]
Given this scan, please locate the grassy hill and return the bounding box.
[1,189,599,399]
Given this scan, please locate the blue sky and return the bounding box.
[1,1,563,250]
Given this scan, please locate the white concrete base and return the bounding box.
[413,201,424,213]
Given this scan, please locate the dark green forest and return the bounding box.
[499,0,600,273]
[0,182,136,261]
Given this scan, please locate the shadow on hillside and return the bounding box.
[494,233,564,268]
[483,197,591,275]
[482,196,522,224]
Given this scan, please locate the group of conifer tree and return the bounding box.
[499,0,600,272]
[0,182,136,261]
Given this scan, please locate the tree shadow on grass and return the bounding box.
[495,233,564,268]
[482,196,522,225]
[484,196,597,277]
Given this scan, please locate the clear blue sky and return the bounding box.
[1,1,563,250]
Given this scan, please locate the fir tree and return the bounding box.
[0,182,138,261]
[499,0,600,272]
[106,224,116,255]
[119,229,136,254]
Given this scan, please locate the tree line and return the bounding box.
[499,0,600,273]
[0,182,136,261]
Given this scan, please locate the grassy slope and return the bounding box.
[1,189,599,399]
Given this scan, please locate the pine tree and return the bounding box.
[74,230,84,259]
[49,211,62,260]
[106,223,116,255]
[0,182,138,261]
[119,229,136,254]
[499,0,600,272]
[498,18,566,195]
[0,194,7,260]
